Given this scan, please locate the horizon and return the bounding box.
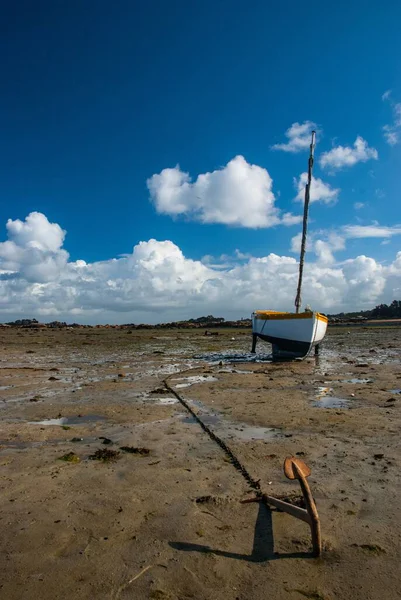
[4,298,401,327]
[1,2,401,324]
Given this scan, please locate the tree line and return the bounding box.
[329,300,401,319]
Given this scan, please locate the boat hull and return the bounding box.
[252,311,328,359]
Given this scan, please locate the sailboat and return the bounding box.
[251,131,328,359]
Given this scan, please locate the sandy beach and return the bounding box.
[1,325,400,600]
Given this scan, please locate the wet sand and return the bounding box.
[0,326,400,599]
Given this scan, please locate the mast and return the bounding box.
[294,130,316,314]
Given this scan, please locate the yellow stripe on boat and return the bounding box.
[254,311,328,323]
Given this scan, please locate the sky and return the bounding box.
[0,0,401,323]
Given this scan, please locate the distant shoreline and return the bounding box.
[1,317,401,329]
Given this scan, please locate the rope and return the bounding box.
[163,374,262,494]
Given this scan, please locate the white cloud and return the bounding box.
[290,232,303,254]
[314,240,336,265]
[271,121,318,153]
[354,202,365,210]
[0,212,68,283]
[0,212,400,323]
[291,231,346,265]
[234,249,253,260]
[343,225,401,239]
[294,173,339,204]
[383,128,398,146]
[280,213,303,226]
[319,136,378,170]
[395,104,401,127]
[147,156,301,228]
[382,91,401,145]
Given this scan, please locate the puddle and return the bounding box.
[29,414,106,426]
[342,378,373,384]
[217,368,253,374]
[194,352,272,364]
[179,398,280,441]
[172,375,218,389]
[314,397,350,409]
[315,386,333,399]
[155,397,178,405]
[313,386,350,409]
[389,389,401,394]
[0,385,13,391]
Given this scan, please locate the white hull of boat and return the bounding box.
[252,311,328,359]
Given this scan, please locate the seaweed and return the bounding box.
[89,448,121,462]
[119,446,150,456]
[58,452,80,463]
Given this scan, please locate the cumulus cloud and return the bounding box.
[382,91,401,146]
[290,232,312,254]
[271,121,318,153]
[0,212,401,323]
[291,231,346,265]
[0,212,68,283]
[319,136,378,170]
[147,156,301,228]
[294,173,339,204]
[354,202,364,210]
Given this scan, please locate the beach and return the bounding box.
[0,325,400,600]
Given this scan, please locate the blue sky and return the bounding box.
[0,1,400,322]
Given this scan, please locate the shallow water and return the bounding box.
[193,351,273,364]
[29,414,106,426]
[180,398,280,441]
[172,375,218,389]
[313,397,350,409]
[313,386,350,409]
[155,397,178,405]
[342,378,374,384]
